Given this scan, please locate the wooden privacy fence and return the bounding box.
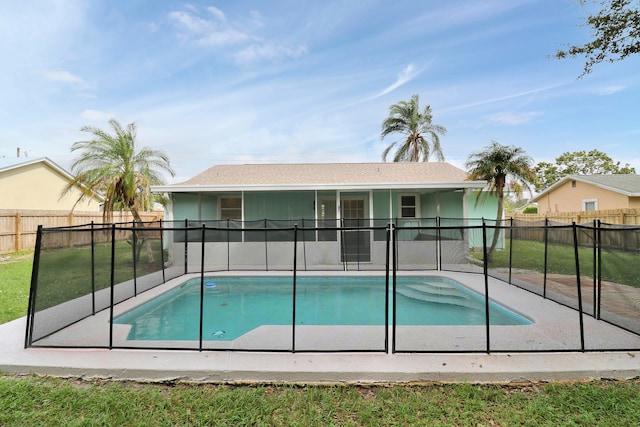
[508,208,640,226]
[506,208,640,251]
[0,210,164,254]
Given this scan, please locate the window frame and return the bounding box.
[582,199,598,211]
[219,195,243,220]
[399,194,419,219]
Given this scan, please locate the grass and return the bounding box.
[0,376,639,426]
[2,250,640,425]
[0,251,33,324]
[473,239,640,288]
[34,239,164,310]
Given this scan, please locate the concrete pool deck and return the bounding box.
[3,272,640,383]
[1,316,639,383]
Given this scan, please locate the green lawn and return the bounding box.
[474,239,640,288]
[0,376,639,426]
[2,251,640,425]
[0,251,33,324]
[33,239,164,310]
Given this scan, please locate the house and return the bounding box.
[532,174,640,214]
[152,162,489,222]
[151,162,492,268]
[0,157,102,211]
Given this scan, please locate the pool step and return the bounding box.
[397,282,477,309]
[403,282,463,298]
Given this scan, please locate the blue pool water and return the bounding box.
[114,276,532,341]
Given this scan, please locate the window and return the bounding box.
[400,195,417,218]
[582,199,598,211]
[220,197,242,219]
[572,180,577,188]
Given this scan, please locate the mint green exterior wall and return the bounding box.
[372,190,390,218]
[420,193,439,217]
[170,189,487,221]
[467,191,499,222]
[244,191,314,220]
[200,194,217,219]
[438,191,464,218]
[172,193,218,221]
[172,193,201,221]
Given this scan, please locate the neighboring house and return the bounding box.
[0,157,102,211]
[151,162,492,267]
[532,174,640,214]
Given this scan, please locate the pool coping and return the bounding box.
[3,271,640,383]
[1,315,639,383]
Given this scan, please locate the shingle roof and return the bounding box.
[531,174,640,201]
[152,162,486,193]
[574,174,640,195]
[180,162,470,186]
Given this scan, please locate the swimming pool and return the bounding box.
[114,276,532,341]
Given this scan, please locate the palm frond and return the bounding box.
[380,94,447,162]
[64,119,175,221]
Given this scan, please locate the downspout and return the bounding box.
[368,190,374,226]
[462,189,469,225]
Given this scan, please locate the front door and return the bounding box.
[340,197,371,262]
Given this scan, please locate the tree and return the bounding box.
[63,119,175,262]
[555,0,640,76]
[465,141,537,257]
[381,94,447,162]
[535,149,636,191]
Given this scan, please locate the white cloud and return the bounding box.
[168,8,249,46]
[376,63,420,97]
[488,111,541,125]
[41,69,86,85]
[206,6,226,22]
[591,85,626,95]
[80,109,114,122]
[233,43,308,65]
[442,82,569,112]
[196,28,250,47]
[248,10,265,28]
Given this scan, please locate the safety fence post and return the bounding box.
[24,225,43,348]
[199,224,206,352]
[482,221,491,353]
[292,224,298,353]
[573,222,586,351]
[109,224,116,350]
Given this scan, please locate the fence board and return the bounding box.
[0,209,163,254]
[508,208,640,225]
[506,208,640,249]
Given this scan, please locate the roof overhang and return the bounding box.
[152,181,487,193]
[531,175,640,202]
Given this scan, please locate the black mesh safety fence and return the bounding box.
[439,218,478,273]
[598,223,640,337]
[25,218,640,352]
[394,218,438,271]
[29,225,97,343]
[508,219,547,296]
[484,219,510,284]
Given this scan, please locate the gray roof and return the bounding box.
[0,157,74,180]
[153,162,486,192]
[532,174,640,201]
[575,174,640,194]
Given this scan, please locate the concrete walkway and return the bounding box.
[2,317,639,383]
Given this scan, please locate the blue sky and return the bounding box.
[1,0,639,183]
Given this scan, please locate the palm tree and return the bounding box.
[63,119,175,262]
[465,141,537,257]
[381,94,447,162]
